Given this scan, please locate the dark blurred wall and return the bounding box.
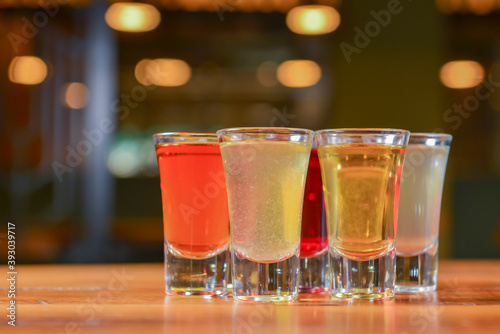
[332,0,443,130]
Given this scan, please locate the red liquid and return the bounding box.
[156,143,229,259]
[300,148,328,257]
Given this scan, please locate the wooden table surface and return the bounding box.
[1,260,500,333]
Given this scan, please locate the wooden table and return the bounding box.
[1,260,499,333]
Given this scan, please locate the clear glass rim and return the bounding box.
[216,127,314,136]
[409,132,453,140]
[408,132,453,146]
[315,128,410,135]
[153,132,217,144]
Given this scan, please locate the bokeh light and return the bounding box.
[277,60,322,88]
[107,140,141,178]
[465,0,496,14]
[286,5,340,35]
[105,3,161,32]
[63,82,89,109]
[440,60,484,89]
[135,58,191,87]
[435,0,464,13]
[436,0,497,14]
[8,56,48,85]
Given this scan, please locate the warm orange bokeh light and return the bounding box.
[440,60,484,89]
[8,56,48,85]
[277,60,322,88]
[63,82,89,109]
[435,0,464,13]
[465,0,496,14]
[135,58,191,87]
[436,0,497,14]
[286,5,340,35]
[105,3,161,32]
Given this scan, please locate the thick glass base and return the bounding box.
[299,250,329,293]
[232,249,299,302]
[330,248,395,300]
[396,244,438,293]
[165,241,229,296]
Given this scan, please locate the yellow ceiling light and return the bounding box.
[63,82,89,109]
[135,58,191,87]
[277,60,322,88]
[8,56,47,85]
[105,3,161,32]
[440,60,484,89]
[286,5,340,35]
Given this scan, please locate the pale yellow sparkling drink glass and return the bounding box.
[217,127,313,302]
[316,129,409,300]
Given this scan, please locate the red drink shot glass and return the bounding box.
[154,132,230,296]
[299,146,329,293]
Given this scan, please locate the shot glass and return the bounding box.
[154,132,230,296]
[217,127,313,302]
[395,133,452,293]
[316,128,410,300]
[299,140,329,293]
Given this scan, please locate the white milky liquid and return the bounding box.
[396,145,450,256]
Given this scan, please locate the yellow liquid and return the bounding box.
[220,141,311,262]
[318,144,405,260]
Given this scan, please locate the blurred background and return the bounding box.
[0,0,499,263]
